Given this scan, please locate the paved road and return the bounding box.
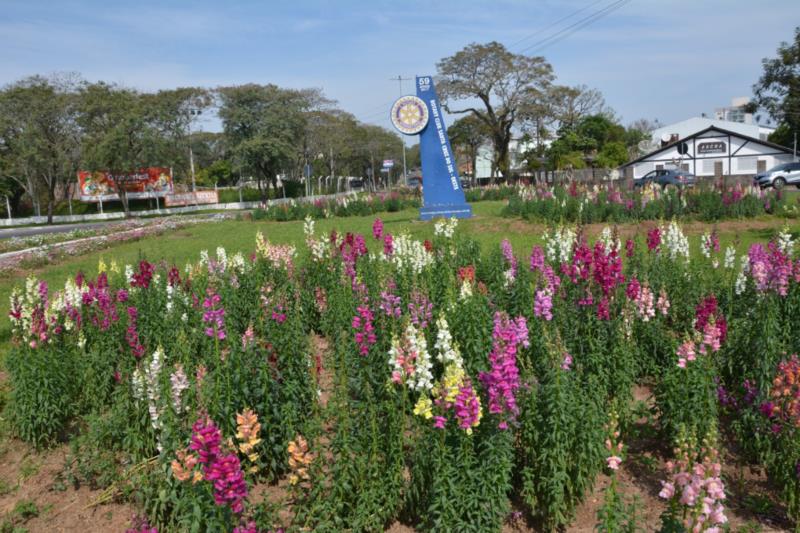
[0,220,127,240]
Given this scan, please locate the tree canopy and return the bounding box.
[752,26,800,148]
[437,41,554,180]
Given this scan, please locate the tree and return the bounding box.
[595,141,629,168]
[146,87,213,185]
[448,115,490,184]
[751,26,800,148]
[549,84,611,130]
[78,83,166,216]
[0,74,82,223]
[437,41,554,181]
[218,84,313,203]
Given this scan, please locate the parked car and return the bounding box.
[753,162,800,189]
[634,169,696,189]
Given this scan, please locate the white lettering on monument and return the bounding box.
[429,100,460,191]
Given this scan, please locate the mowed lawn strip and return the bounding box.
[0,200,797,350]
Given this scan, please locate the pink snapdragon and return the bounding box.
[533,289,553,321]
[636,284,656,322]
[383,233,394,255]
[561,352,573,371]
[379,290,402,319]
[479,312,529,429]
[202,292,226,340]
[352,305,377,356]
[676,340,696,368]
[529,245,545,272]
[748,242,793,296]
[656,288,670,316]
[694,295,727,345]
[372,218,384,240]
[659,435,727,531]
[408,290,433,330]
[501,239,518,280]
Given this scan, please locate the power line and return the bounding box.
[509,0,606,48]
[519,0,631,55]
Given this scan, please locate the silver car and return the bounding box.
[754,162,800,189]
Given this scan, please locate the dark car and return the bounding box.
[634,169,697,189]
[753,161,800,189]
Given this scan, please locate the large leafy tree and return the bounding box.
[437,41,554,180]
[751,26,800,148]
[79,83,165,216]
[0,74,82,223]
[218,84,315,202]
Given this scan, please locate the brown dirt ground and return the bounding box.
[0,441,134,532]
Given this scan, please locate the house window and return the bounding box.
[737,157,757,173]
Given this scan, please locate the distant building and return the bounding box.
[714,96,754,124]
[622,125,794,180]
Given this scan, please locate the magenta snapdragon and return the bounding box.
[352,305,377,356]
[126,306,145,359]
[372,218,384,240]
[479,312,529,429]
[453,382,482,431]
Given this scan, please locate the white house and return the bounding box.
[622,125,795,180]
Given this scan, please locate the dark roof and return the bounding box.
[621,125,794,168]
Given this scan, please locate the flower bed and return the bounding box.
[251,191,420,221]
[502,182,796,223]
[5,216,800,531]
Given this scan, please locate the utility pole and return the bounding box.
[794,130,797,161]
[188,109,201,206]
[390,75,412,186]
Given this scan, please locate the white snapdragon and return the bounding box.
[434,217,458,239]
[390,234,433,274]
[170,364,189,414]
[303,215,315,241]
[724,246,736,269]
[459,279,473,300]
[735,256,748,295]
[599,226,620,253]
[434,316,462,367]
[661,222,690,262]
[388,323,434,392]
[777,227,795,256]
[125,264,134,285]
[216,247,228,270]
[543,226,576,264]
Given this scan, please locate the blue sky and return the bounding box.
[2,0,798,133]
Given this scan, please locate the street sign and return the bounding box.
[383,159,395,168]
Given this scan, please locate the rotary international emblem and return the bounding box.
[390,95,429,135]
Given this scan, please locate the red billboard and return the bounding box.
[78,167,173,202]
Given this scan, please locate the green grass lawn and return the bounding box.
[1,200,798,349]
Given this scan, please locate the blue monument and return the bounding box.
[390,75,472,220]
